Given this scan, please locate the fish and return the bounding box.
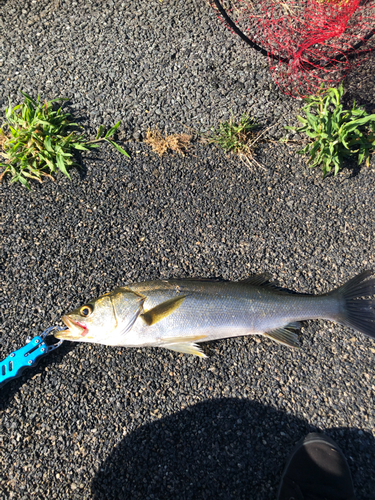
[55,270,375,357]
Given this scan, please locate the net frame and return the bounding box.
[210,0,375,97]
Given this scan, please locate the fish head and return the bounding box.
[56,287,145,344]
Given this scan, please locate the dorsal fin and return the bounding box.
[172,274,276,286]
[166,275,310,295]
[240,273,289,291]
[239,273,273,286]
[173,277,228,283]
[240,274,312,295]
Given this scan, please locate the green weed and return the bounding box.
[286,83,375,177]
[0,91,129,189]
[207,113,258,155]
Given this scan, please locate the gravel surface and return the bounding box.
[1,1,375,499]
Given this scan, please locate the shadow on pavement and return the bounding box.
[343,50,375,113]
[91,398,375,500]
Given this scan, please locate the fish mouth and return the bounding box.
[55,315,88,340]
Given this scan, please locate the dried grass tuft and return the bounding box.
[145,129,192,157]
[0,130,8,152]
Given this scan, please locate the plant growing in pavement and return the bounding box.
[286,83,375,177]
[207,113,258,155]
[0,91,129,189]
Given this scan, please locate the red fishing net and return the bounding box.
[210,0,375,97]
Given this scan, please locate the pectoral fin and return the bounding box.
[141,295,187,326]
[263,324,300,348]
[159,334,208,358]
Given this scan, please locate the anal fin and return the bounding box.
[160,334,207,358]
[263,323,300,348]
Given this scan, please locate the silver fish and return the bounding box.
[56,270,375,357]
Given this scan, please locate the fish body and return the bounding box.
[57,271,375,357]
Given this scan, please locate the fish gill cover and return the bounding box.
[209,0,375,97]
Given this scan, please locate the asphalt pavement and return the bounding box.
[0,1,374,499]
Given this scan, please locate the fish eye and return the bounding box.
[80,305,93,317]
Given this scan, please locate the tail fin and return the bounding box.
[334,270,375,339]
